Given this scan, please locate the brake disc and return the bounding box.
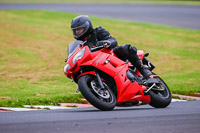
[91,81,110,99]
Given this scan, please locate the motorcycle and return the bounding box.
[64,40,171,111]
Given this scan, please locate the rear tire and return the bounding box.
[78,75,116,111]
[148,76,171,108]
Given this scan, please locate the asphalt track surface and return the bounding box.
[0,3,200,30]
[0,101,200,133]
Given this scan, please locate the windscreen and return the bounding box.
[67,40,83,58]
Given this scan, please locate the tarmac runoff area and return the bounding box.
[0,95,200,112]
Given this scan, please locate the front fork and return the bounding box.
[76,70,104,93]
[95,70,105,89]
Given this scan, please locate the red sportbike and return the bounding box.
[64,41,171,111]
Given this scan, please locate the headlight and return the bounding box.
[72,47,85,64]
[63,64,71,73]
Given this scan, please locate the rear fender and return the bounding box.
[142,57,155,71]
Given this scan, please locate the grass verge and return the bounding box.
[0,10,199,107]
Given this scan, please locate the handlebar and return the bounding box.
[90,45,105,52]
[82,41,109,52]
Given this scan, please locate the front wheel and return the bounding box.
[148,76,171,108]
[78,75,116,111]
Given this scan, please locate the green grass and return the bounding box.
[0,10,200,107]
[0,0,200,5]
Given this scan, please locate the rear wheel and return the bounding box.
[78,75,116,111]
[148,76,171,108]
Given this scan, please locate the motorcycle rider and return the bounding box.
[70,15,151,79]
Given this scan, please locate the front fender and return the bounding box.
[77,71,96,80]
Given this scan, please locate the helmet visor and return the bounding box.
[71,21,89,39]
[72,27,85,36]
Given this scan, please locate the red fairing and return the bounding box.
[64,44,151,106]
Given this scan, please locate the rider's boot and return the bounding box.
[128,47,151,79]
[131,57,151,79]
[137,62,152,79]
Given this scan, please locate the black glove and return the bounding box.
[96,40,111,48]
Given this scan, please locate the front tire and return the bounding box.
[78,75,116,111]
[148,76,171,108]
